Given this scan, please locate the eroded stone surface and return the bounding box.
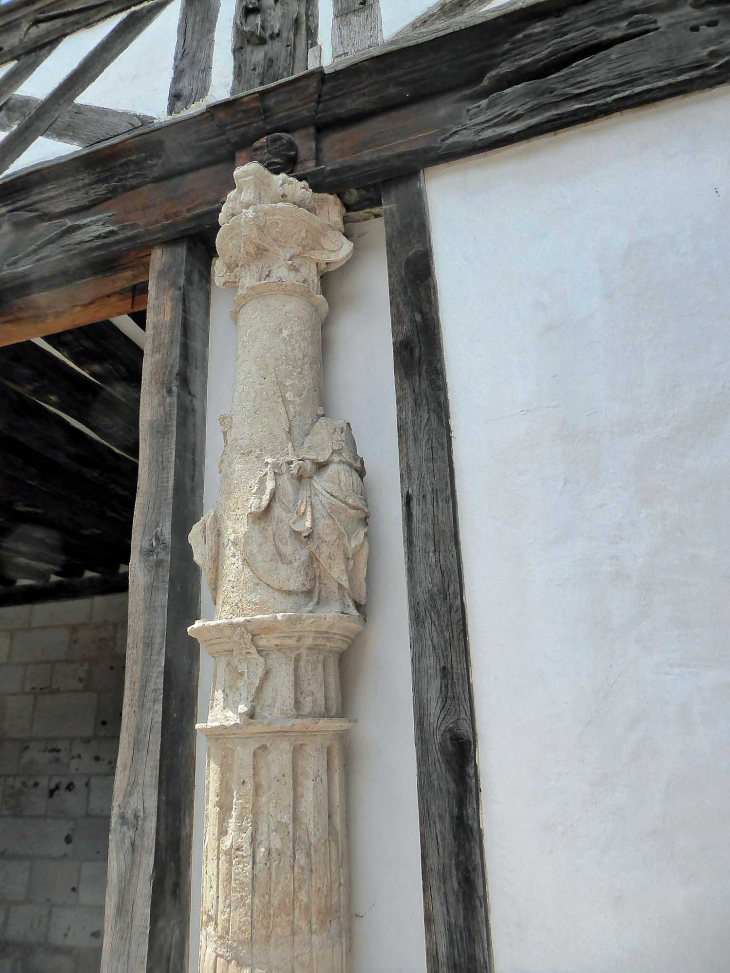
[189,164,367,972]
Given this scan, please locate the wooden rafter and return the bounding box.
[0,340,140,453]
[0,0,165,66]
[0,41,61,110]
[0,0,171,175]
[44,319,143,409]
[0,94,154,147]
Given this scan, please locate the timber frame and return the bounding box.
[3,0,730,336]
[3,0,730,969]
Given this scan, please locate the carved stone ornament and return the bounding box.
[188,163,367,973]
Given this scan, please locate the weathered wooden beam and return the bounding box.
[168,0,222,114]
[383,170,492,973]
[0,340,140,453]
[102,237,210,973]
[0,0,171,174]
[2,0,730,300]
[332,0,382,58]
[391,0,490,37]
[44,320,143,409]
[231,0,318,94]
[0,94,154,147]
[0,42,61,110]
[0,571,129,607]
[0,0,162,67]
[0,267,149,347]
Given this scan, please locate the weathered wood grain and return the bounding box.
[0,42,61,110]
[0,0,171,174]
[332,0,382,58]
[0,571,129,606]
[0,338,140,453]
[168,0,222,114]
[0,94,154,146]
[0,0,162,66]
[231,0,318,93]
[44,320,142,408]
[101,237,210,973]
[392,0,491,37]
[383,171,492,973]
[0,268,149,346]
[2,0,730,302]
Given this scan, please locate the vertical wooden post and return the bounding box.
[382,172,493,973]
[101,237,211,973]
[332,0,382,58]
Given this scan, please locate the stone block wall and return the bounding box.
[0,593,127,973]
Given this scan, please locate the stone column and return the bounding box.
[189,163,368,973]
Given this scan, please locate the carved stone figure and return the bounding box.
[188,163,366,973]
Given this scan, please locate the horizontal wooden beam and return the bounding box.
[0,572,129,607]
[0,94,154,147]
[1,0,729,304]
[0,0,163,67]
[0,265,149,346]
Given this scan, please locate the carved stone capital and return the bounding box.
[214,162,353,318]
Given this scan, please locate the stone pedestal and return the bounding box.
[189,164,367,973]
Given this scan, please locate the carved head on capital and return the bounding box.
[214,163,353,303]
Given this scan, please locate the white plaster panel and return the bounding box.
[193,219,426,972]
[425,87,730,972]
[80,1,181,116]
[322,219,427,973]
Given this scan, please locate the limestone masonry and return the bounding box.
[189,163,367,973]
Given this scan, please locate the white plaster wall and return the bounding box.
[425,87,730,973]
[191,218,427,973]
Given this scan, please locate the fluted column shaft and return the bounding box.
[189,164,368,973]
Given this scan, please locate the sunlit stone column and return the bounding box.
[189,163,368,973]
